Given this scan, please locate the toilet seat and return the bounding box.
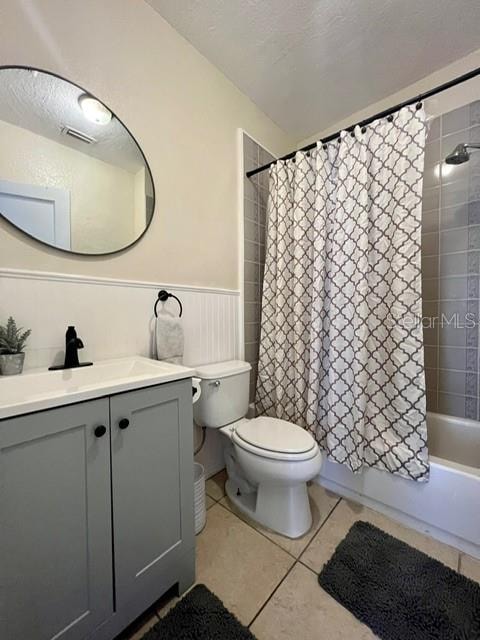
[232,416,318,462]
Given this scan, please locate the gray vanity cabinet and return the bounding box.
[0,399,113,640]
[0,378,195,640]
[109,380,195,614]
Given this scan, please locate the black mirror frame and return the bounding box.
[0,64,156,257]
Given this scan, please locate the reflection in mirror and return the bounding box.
[0,67,154,255]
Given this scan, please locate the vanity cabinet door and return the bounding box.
[110,380,194,611]
[0,399,113,640]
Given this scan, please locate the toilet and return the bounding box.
[194,360,322,538]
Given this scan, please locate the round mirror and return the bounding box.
[0,66,155,255]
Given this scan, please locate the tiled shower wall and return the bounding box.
[422,101,480,420]
[243,134,274,403]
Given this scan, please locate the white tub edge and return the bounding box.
[316,456,480,560]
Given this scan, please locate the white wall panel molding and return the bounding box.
[0,268,239,371]
[0,268,239,296]
[0,267,238,478]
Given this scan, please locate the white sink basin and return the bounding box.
[0,356,195,419]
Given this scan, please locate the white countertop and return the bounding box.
[0,356,195,419]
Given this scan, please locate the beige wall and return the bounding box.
[298,49,480,147]
[0,0,294,290]
[0,119,140,253]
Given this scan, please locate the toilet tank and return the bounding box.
[194,360,251,428]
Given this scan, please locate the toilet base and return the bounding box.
[225,477,312,539]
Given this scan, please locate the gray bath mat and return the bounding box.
[318,520,480,640]
[141,584,256,639]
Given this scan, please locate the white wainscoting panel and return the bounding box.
[0,269,240,478]
[0,269,239,370]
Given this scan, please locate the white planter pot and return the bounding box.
[0,352,25,375]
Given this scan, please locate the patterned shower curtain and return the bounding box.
[256,105,429,481]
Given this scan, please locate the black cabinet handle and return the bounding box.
[119,418,130,430]
[94,425,107,438]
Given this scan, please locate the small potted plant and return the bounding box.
[0,316,31,375]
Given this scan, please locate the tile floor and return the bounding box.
[120,469,480,640]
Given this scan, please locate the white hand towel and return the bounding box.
[155,312,184,364]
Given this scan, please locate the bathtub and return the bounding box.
[318,412,480,559]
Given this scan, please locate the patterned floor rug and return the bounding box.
[141,584,256,639]
[319,520,480,640]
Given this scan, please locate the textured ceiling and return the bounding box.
[146,0,480,140]
[0,68,146,172]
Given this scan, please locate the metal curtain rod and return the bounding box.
[246,65,480,178]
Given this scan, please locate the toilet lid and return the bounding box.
[235,417,315,455]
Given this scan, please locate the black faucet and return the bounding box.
[49,326,93,371]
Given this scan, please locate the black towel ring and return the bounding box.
[154,290,183,318]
